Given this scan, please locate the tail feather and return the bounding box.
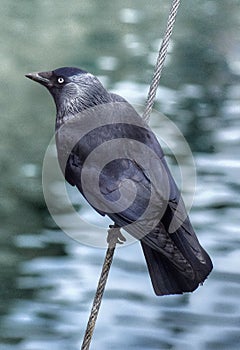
[141,242,197,295]
[141,225,213,296]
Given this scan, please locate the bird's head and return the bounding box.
[26,67,111,122]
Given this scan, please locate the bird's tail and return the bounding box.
[140,224,213,296]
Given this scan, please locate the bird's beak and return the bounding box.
[25,71,53,87]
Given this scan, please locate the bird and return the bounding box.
[26,67,213,296]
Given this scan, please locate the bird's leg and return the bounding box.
[107,224,126,248]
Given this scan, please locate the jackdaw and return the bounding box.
[26,67,212,295]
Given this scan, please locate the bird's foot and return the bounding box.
[107,224,126,248]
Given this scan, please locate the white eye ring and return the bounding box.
[57,77,64,84]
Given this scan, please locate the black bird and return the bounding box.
[26,67,212,296]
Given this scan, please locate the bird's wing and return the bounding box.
[64,119,165,220]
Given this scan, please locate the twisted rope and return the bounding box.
[81,246,115,350]
[81,1,181,349]
[143,0,181,122]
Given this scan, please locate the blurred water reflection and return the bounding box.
[1,0,240,349]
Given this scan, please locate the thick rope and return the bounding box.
[80,1,181,349]
[81,246,116,350]
[143,0,181,122]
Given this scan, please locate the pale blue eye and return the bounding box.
[57,77,64,84]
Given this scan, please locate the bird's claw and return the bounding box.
[107,224,126,248]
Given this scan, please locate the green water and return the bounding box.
[1,1,240,349]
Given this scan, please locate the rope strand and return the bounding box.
[142,0,181,122]
[81,246,116,350]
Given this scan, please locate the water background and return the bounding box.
[1,1,240,349]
